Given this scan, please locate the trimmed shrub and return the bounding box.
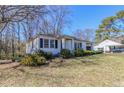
[44,52,53,60]
[93,51,103,54]
[21,54,46,66]
[31,54,46,65]
[21,56,34,66]
[60,49,71,58]
[83,50,94,56]
[74,49,84,57]
[83,50,103,56]
[34,50,53,60]
[35,50,45,56]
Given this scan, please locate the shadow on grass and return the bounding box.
[50,59,100,68]
[15,66,74,80]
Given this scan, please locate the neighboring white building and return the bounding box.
[26,34,93,55]
[94,39,123,53]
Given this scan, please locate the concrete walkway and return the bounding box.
[0,60,12,64]
[0,62,20,70]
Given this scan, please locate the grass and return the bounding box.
[0,53,124,87]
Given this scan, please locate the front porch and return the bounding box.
[61,36,83,51]
[61,37,74,50]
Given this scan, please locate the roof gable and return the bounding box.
[97,39,122,47]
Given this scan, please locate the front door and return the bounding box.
[86,46,91,50]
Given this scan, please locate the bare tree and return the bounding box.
[73,28,95,41]
[0,6,47,32]
[38,6,71,35]
[0,5,71,59]
[0,5,48,58]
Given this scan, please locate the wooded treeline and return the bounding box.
[0,5,70,59]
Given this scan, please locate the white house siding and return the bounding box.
[94,45,110,52]
[26,35,94,55]
[104,46,110,52]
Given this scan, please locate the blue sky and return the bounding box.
[64,5,124,35]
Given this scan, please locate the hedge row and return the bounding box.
[60,49,102,58]
[21,49,102,66]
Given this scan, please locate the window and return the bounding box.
[75,43,82,49]
[50,40,55,48]
[80,43,82,48]
[55,40,58,48]
[44,39,49,48]
[40,38,43,48]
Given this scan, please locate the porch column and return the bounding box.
[72,39,74,50]
[62,38,65,49]
[104,46,107,53]
[104,46,106,53]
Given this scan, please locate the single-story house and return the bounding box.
[26,34,93,55]
[93,39,123,53]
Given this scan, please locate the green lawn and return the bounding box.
[0,54,124,87]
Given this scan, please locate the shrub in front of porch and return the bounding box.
[60,49,72,58]
[83,50,103,56]
[92,51,103,54]
[44,52,53,60]
[74,49,103,57]
[35,50,45,56]
[74,49,84,57]
[34,50,53,60]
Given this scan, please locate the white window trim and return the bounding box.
[50,39,55,48]
[44,39,49,48]
[42,38,58,49]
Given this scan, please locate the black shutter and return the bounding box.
[55,40,58,48]
[40,38,43,48]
